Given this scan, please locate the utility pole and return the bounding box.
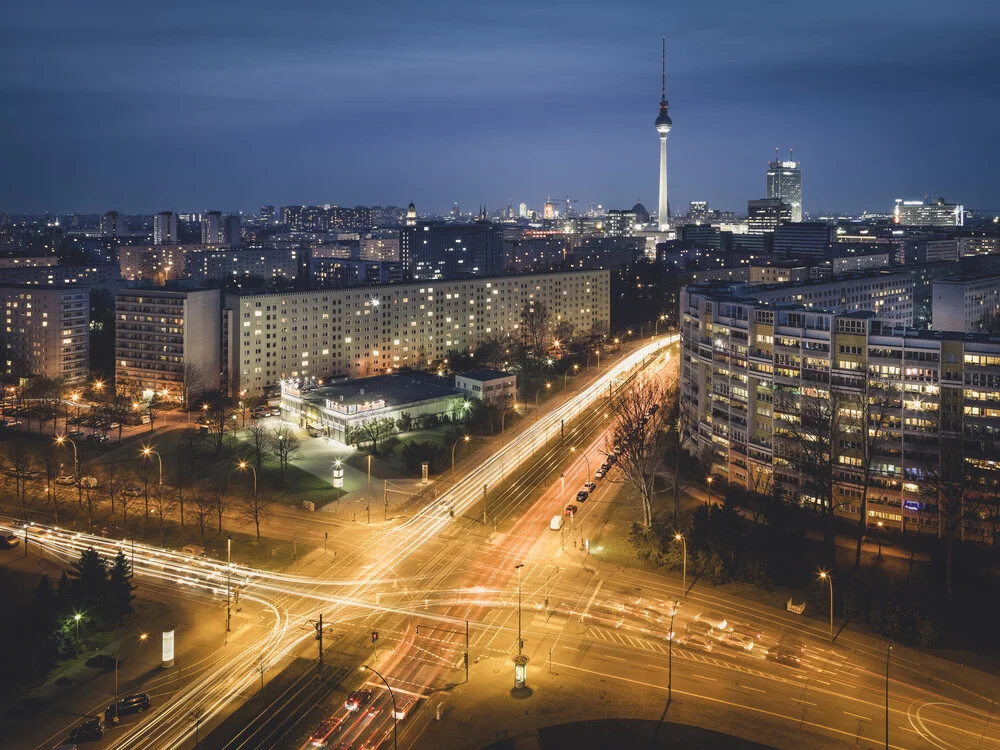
[383,480,388,521]
[226,536,232,633]
[483,483,488,525]
[315,614,324,678]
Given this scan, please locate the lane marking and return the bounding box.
[844,711,872,722]
[693,674,717,681]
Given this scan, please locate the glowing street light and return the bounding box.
[360,665,397,750]
[141,446,162,485]
[674,533,687,595]
[451,435,470,482]
[237,461,257,500]
[818,570,834,641]
[569,446,590,482]
[113,633,148,724]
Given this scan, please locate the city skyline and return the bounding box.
[3,1,1000,215]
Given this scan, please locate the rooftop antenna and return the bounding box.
[775,146,779,163]
[661,37,666,100]
[790,147,794,162]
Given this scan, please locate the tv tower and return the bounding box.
[655,37,673,231]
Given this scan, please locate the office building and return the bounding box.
[400,221,503,279]
[360,237,400,262]
[311,258,402,288]
[894,198,964,227]
[0,256,57,269]
[681,284,1000,538]
[932,275,1000,332]
[115,288,221,395]
[747,198,791,235]
[225,270,609,396]
[2,285,90,382]
[100,211,126,239]
[655,38,673,229]
[747,272,914,327]
[202,212,223,244]
[772,222,831,259]
[766,157,802,222]
[260,205,275,223]
[153,211,178,245]
[604,210,639,238]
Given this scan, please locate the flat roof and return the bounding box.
[459,370,514,382]
[295,373,463,409]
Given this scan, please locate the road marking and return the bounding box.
[693,673,717,681]
[579,578,604,623]
[791,699,818,707]
[844,711,872,722]
[738,685,766,693]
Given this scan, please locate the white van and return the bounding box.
[549,515,564,531]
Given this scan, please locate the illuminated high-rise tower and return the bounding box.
[767,149,802,222]
[655,38,672,231]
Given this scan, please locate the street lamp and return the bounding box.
[361,666,397,750]
[654,314,667,337]
[451,435,470,482]
[73,612,83,657]
[876,520,884,560]
[141,446,162,485]
[569,446,590,482]
[55,435,79,478]
[534,383,551,420]
[113,633,148,723]
[563,363,579,389]
[674,533,687,596]
[515,563,524,655]
[500,403,517,445]
[706,476,714,505]
[237,461,257,500]
[818,570,834,641]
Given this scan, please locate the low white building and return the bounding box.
[455,370,516,406]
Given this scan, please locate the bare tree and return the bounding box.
[205,399,236,457]
[237,492,273,542]
[191,489,214,545]
[923,441,971,600]
[41,444,62,523]
[7,441,33,516]
[349,417,395,458]
[246,423,272,472]
[269,424,301,487]
[612,376,671,529]
[181,363,205,411]
[102,463,127,518]
[150,488,177,547]
[120,478,140,531]
[209,483,232,534]
[520,302,552,355]
[846,377,901,569]
[776,385,854,569]
[82,485,100,529]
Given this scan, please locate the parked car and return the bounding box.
[564,504,578,517]
[576,490,589,502]
[694,611,728,630]
[269,408,280,417]
[719,632,755,651]
[605,453,616,465]
[308,717,344,747]
[66,429,84,437]
[80,476,98,488]
[680,635,714,653]
[1,533,21,549]
[594,468,605,479]
[549,515,564,531]
[345,688,373,712]
[55,475,76,486]
[116,693,151,716]
[67,718,104,742]
[583,482,596,492]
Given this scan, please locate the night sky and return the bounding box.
[2,0,998,216]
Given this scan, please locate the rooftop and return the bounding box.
[291,373,464,410]
[459,369,514,382]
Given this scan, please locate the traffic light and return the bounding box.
[315,621,322,641]
[371,630,379,643]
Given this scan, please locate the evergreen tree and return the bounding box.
[69,547,109,621]
[28,575,62,670]
[106,550,135,622]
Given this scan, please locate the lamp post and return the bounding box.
[706,476,714,505]
[500,403,516,445]
[237,461,257,500]
[654,314,667,337]
[876,520,884,560]
[515,563,524,654]
[141,446,162,485]
[361,666,397,750]
[73,613,83,657]
[367,454,372,524]
[818,571,834,641]
[595,349,602,371]
[563,363,579,389]
[451,435,470,482]
[674,533,687,596]
[55,435,80,511]
[534,383,551,420]
[569,447,591,482]
[113,633,148,723]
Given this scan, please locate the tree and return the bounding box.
[102,463,127,519]
[181,363,205,411]
[923,441,970,600]
[268,424,302,486]
[245,423,272,472]
[41,444,62,523]
[209,482,232,534]
[612,376,672,529]
[520,302,552,355]
[191,490,214,545]
[205,397,236,456]
[7,441,33,516]
[237,492,273,542]
[775,385,854,569]
[106,551,135,622]
[150,488,177,547]
[553,320,575,345]
[69,547,109,618]
[349,417,396,457]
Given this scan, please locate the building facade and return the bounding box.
[681,284,1000,538]
[115,288,221,396]
[185,248,307,285]
[400,221,504,279]
[153,211,178,245]
[225,270,610,396]
[119,243,230,283]
[766,159,803,222]
[893,198,964,227]
[747,198,792,235]
[455,370,517,406]
[1,285,90,382]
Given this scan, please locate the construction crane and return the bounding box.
[564,195,578,217]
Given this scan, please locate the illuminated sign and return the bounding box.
[903,500,922,512]
[162,627,175,667]
[327,399,386,415]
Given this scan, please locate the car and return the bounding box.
[780,636,807,654]
[66,429,84,437]
[564,504,578,517]
[576,490,589,502]
[67,718,104,742]
[612,444,622,454]
[109,422,121,429]
[55,475,76,486]
[345,688,373,712]
[606,453,617,465]
[766,645,802,666]
[731,622,764,640]
[392,699,413,720]
[181,545,206,557]
[0,533,20,549]
[308,717,345,747]
[86,433,110,443]
[269,408,281,417]
[80,476,98,488]
[549,515,564,530]
[594,468,605,479]
[111,693,150,717]
[583,481,596,492]
[680,635,714,652]
[694,611,728,630]
[719,632,755,651]
[685,620,714,638]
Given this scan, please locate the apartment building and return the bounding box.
[119,243,230,284]
[225,270,610,396]
[115,288,221,396]
[681,283,1000,539]
[184,248,307,285]
[1,285,90,382]
[932,275,1000,332]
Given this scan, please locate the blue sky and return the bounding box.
[2,0,998,216]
